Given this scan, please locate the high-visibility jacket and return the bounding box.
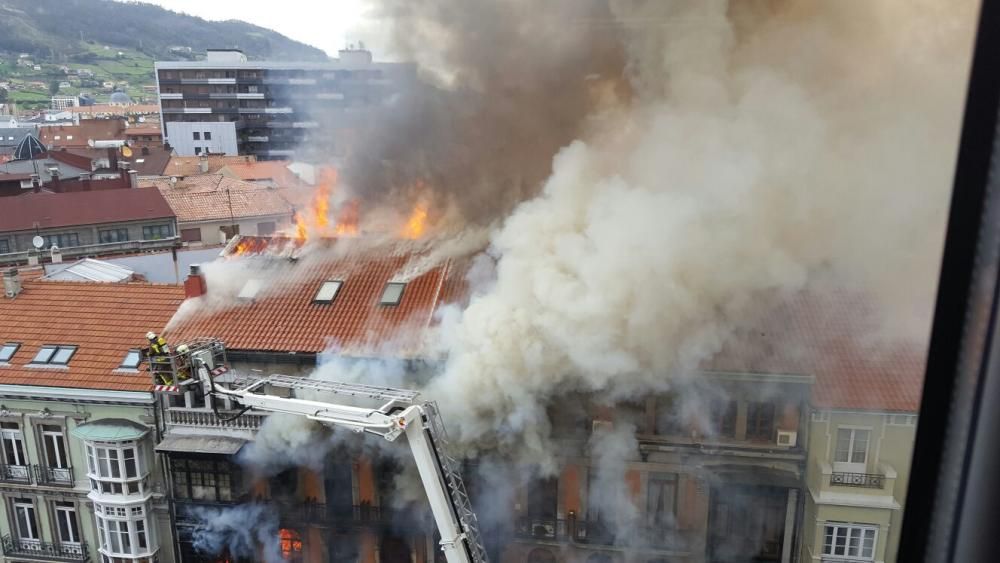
[149,336,169,356]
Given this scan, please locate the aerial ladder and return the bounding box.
[146,338,489,563]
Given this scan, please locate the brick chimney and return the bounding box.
[184,264,207,298]
[3,269,21,299]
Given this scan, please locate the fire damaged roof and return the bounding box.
[706,289,927,413]
[0,281,186,392]
[163,154,256,177]
[165,236,472,358]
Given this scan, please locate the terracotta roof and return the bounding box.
[164,155,256,177]
[706,289,927,412]
[38,119,126,148]
[166,237,471,357]
[70,104,160,115]
[0,189,175,232]
[0,281,186,392]
[125,127,162,137]
[219,161,303,188]
[152,175,293,223]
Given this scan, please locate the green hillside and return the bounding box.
[0,0,329,109]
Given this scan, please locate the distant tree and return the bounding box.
[48,80,59,95]
[0,88,7,103]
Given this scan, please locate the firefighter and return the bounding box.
[146,332,173,385]
[174,343,192,382]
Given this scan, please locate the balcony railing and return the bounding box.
[34,464,74,487]
[0,463,32,484]
[821,558,872,563]
[1,534,88,561]
[165,408,266,431]
[830,472,884,489]
[513,516,683,550]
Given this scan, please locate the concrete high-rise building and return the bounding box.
[154,49,415,161]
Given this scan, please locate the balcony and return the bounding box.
[165,408,266,431]
[0,463,32,484]
[513,516,684,550]
[829,472,884,489]
[34,464,75,487]
[1,535,89,561]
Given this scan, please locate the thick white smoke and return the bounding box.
[189,503,282,562]
[423,0,974,463]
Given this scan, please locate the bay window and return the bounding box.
[823,522,877,560]
[95,502,156,558]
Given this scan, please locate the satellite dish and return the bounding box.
[122,145,133,158]
[32,236,44,249]
[87,139,95,148]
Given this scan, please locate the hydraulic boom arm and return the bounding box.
[196,368,489,563]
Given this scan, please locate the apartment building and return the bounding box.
[799,340,923,563]
[0,273,185,563]
[143,174,294,245]
[160,236,470,562]
[0,189,178,266]
[154,49,416,160]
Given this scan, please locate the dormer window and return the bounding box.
[314,280,343,304]
[380,282,405,306]
[0,343,19,363]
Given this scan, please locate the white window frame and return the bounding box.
[380,282,405,305]
[833,427,871,473]
[0,342,19,363]
[95,501,155,557]
[822,522,878,560]
[314,280,343,303]
[55,502,81,545]
[1,422,27,466]
[13,499,39,547]
[40,424,68,469]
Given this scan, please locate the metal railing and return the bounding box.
[34,464,74,486]
[0,463,32,484]
[1,534,88,561]
[513,516,685,550]
[0,236,179,266]
[821,558,872,563]
[830,472,884,489]
[164,408,266,430]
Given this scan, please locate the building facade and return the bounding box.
[0,276,185,563]
[154,49,415,160]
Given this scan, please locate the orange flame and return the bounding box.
[401,201,429,239]
[293,212,308,241]
[279,529,302,559]
[313,183,331,231]
[335,200,360,236]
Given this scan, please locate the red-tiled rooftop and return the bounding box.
[706,289,928,413]
[0,281,186,392]
[219,161,303,187]
[148,175,293,223]
[166,236,471,357]
[0,189,175,232]
[164,155,256,177]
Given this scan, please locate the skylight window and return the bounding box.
[314,280,343,304]
[30,345,77,366]
[238,279,263,300]
[380,282,406,306]
[120,349,141,370]
[0,343,19,363]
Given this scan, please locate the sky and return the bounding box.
[134,0,377,58]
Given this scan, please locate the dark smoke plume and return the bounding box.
[343,0,632,225]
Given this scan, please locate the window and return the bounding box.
[119,349,141,369]
[239,279,262,300]
[257,221,276,236]
[380,282,406,305]
[0,343,19,362]
[41,425,68,469]
[1,423,26,466]
[66,135,73,140]
[30,345,76,365]
[194,146,202,155]
[13,499,37,541]
[98,228,129,243]
[314,280,343,303]
[220,224,240,240]
[86,442,145,481]
[0,239,9,253]
[193,131,200,140]
[647,472,677,528]
[142,224,173,240]
[715,399,737,438]
[204,131,212,140]
[746,401,776,441]
[45,233,79,248]
[55,502,81,544]
[835,428,870,466]
[180,227,202,243]
[823,523,877,560]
